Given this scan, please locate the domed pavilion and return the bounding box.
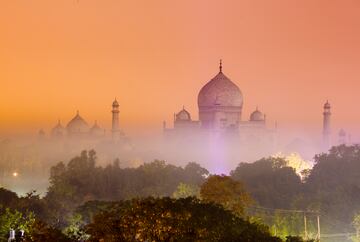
[164,60,274,136]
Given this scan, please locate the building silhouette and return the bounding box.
[164,60,275,145]
[322,100,331,150]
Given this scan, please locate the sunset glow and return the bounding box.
[1,0,360,138]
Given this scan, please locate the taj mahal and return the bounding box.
[38,60,347,169]
[163,60,276,150]
[47,99,125,142]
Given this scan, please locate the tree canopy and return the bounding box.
[3,146,360,241]
[200,175,253,217]
[230,157,302,209]
[44,150,209,227]
[86,197,281,242]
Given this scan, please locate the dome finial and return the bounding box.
[76,110,79,115]
[219,59,223,73]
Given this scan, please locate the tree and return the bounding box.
[305,145,360,232]
[63,214,89,241]
[17,191,48,223]
[26,220,72,242]
[75,201,113,225]
[0,207,35,242]
[45,150,209,227]
[86,197,281,242]
[352,213,360,242]
[230,157,302,209]
[0,188,18,208]
[45,150,101,227]
[200,175,253,217]
[183,162,209,185]
[172,183,199,199]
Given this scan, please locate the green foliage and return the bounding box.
[230,157,302,209]
[172,182,199,198]
[63,214,89,241]
[228,145,360,239]
[353,213,360,230]
[75,200,113,225]
[304,145,360,233]
[45,150,208,227]
[351,213,360,242]
[200,175,253,217]
[2,145,360,240]
[270,211,309,240]
[0,207,35,242]
[85,197,281,242]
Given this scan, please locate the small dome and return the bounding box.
[113,99,119,107]
[51,120,65,137]
[324,101,331,109]
[198,70,243,108]
[250,108,265,121]
[90,121,104,136]
[66,111,89,134]
[176,108,191,121]
[52,120,63,130]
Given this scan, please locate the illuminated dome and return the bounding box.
[176,107,191,121]
[198,68,243,108]
[66,111,89,134]
[250,108,265,121]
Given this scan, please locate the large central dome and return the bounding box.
[197,71,243,108]
[197,62,244,129]
[66,111,89,135]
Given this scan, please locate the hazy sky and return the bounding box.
[1,0,360,137]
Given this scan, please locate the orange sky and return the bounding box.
[0,0,360,137]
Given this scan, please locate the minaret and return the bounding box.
[112,98,120,140]
[338,129,346,145]
[322,100,331,150]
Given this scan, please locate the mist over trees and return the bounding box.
[1,145,360,241]
[231,157,303,210]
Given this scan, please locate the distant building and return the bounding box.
[51,120,65,138]
[90,121,105,138]
[338,129,347,145]
[65,111,91,138]
[111,99,123,141]
[322,100,331,150]
[164,60,275,142]
[49,99,124,141]
[163,61,277,169]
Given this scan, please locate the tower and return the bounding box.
[112,99,120,140]
[322,100,331,150]
[338,129,346,145]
